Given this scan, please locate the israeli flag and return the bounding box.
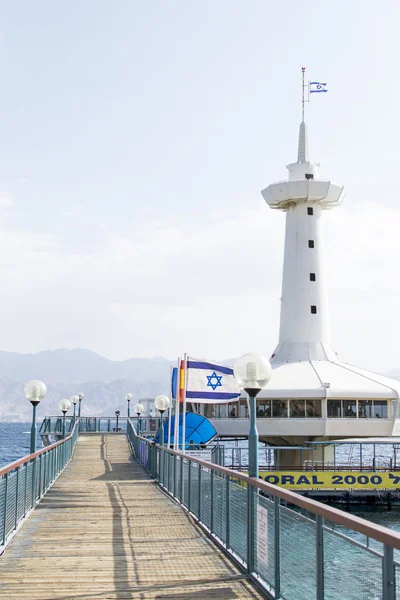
[186,358,241,404]
[310,81,327,93]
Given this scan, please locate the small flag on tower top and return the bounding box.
[310,81,328,93]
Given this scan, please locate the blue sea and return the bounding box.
[0,422,43,468]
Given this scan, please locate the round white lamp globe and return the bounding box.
[59,398,71,413]
[154,395,170,412]
[134,402,144,415]
[24,380,47,405]
[234,353,272,392]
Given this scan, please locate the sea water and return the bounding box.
[0,422,42,468]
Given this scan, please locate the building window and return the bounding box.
[310,273,316,281]
[327,400,342,418]
[306,399,322,418]
[308,240,314,248]
[272,399,288,418]
[228,403,238,418]
[239,399,249,418]
[358,400,372,418]
[289,399,305,418]
[374,400,388,419]
[327,399,389,419]
[215,404,228,418]
[256,400,272,418]
[307,207,314,215]
[311,305,317,314]
[305,174,314,180]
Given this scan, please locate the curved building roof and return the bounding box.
[258,359,400,400]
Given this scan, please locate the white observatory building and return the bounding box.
[206,119,400,463]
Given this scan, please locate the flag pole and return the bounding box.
[167,366,173,449]
[173,357,181,451]
[182,353,188,452]
[302,66,306,121]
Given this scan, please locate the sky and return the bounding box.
[0,1,399,373]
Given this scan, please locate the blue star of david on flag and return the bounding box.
[206,371,223,391]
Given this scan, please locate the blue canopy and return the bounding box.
[155,412,217,447]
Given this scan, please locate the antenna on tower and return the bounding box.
[301,67,308,122]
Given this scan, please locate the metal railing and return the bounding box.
[40,415,76,435]
[40,415,161,436]
[127,418,400,600]
[0,419,80,553]
[77,415,163,434]
[40,415,129,435]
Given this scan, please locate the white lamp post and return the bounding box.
[154,395,171,446]
[78,393,84,418]
[134,402,144,436]
[24,380,47,454]
[59,398,71,439]
[126,393,133,418]
[78,393,84,432]
[234,353,272,478]
[71,395,79,421]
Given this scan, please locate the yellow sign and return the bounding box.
[257,471,400,490]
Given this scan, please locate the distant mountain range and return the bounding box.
[0,349,174,421]
[0,348,398,422]
[0,348,174,384]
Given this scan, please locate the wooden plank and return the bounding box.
[0,434,265,599]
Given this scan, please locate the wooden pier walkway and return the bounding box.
[0,435,265,599]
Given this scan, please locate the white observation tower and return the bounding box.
[262,120,344,364]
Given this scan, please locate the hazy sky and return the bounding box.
[0,1,399,372]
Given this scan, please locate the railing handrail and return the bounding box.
[41,415,158,421]
[132,427,400,550]
[0,418,81,478]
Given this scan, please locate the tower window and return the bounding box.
[310,273,316,281]
[307,207,313,215]
[308,240,314,248]
[305,174,314,180]
[311,305,317,314]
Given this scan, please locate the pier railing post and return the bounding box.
[23,462,28,518]
[31,456,37,508]
[210,468,214,533]
[316,514,324,600]
[274,496,281,599]
[225,474,230,549]
[148,443,152,475]
[247,482,255,575]
[15,466,20,530]
[2,472,8,545]
[188,461,192,512]
[179,457,183,503]
[42,452,46,493]
[153,444,158,479]
[198,465,202,522]
[383,545,395,600]
[173,454,177,498]
[38,454,42,497]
